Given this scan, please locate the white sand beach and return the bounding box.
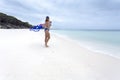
[0,29,120,80]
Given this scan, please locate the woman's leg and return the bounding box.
[46,32,50,43]
[45,30,49,47]
[45,31,48,47]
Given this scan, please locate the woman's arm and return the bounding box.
[50,21,52,26]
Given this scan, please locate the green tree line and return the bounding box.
[0,12,32,29]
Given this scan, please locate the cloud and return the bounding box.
[0,0,120,29]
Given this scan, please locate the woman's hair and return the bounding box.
[45,16,49,22]
[46,16,49,19]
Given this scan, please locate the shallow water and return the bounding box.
[52,30,120,58]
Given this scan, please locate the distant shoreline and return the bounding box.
[0,28,119,31]
[51,29,120,31]
[1,28,120,31]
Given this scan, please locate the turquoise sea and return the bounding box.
[52,30,120,59]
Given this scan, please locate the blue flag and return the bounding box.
[30,25,44,32]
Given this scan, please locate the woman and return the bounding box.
[44,16,51,47]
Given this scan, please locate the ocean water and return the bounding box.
[52,30,120,59]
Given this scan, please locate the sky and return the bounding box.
[0,0,120,29]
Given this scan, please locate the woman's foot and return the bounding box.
[45,45,49,47]
[45,43,49,47]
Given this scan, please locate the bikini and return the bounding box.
[44,28,49,31]
[44,21,51,31]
